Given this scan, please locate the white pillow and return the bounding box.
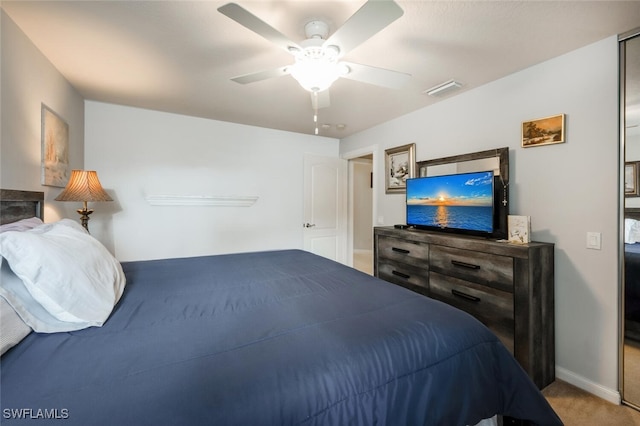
[0,257,91,332]
[0,294,31,355]
[0,219,125,329]
[625,218,640,244]
[0,217,43,233]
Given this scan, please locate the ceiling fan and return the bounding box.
[217,0,411,110]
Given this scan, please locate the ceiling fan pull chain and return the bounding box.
[313,92,319,135]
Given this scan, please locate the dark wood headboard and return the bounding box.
[0,189,44,225]
[626,208,640,221]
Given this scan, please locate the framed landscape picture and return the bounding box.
[522,114,565,148]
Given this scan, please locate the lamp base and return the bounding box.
[77,207,94,232]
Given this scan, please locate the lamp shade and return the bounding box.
[55,170,112,202]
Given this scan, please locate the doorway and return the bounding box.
[343,146,379,275]
[350,156,373,274]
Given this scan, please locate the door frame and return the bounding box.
[342,145,379,268]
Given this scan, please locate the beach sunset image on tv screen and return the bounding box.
[406,170,494,233]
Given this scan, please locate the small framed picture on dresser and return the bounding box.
[508,215,531,244]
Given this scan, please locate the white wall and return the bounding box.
[340,37,620,400]
[0,11,84,221]
[84,101,339,261]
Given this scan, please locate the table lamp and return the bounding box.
[55,170,112,232]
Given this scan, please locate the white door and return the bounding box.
[303,154,347,263]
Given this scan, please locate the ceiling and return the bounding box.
[3,1,640,139]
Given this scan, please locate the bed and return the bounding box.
[625,209,640,341]
[0,189,561,425]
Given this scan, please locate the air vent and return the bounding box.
[423,80,463,97]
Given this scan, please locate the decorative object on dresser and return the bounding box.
[55,170,112,232]
[508,215,532,244]
[374,226,555,389]
[384,143,416,194]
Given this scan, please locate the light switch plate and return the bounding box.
[587,232,601,250]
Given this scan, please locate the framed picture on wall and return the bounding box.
[41,104,69,187]
[521,114,565,148]
[384,143,416,194]
[626,162,639,197]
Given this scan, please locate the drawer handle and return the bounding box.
[392,270,411,280]
[392,247,410,254]
[451,260,480,270]
[451,289,481,302]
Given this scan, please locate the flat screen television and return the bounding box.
[406,170,497,237]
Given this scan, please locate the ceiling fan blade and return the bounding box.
[311,90,331,110]
[218,3,301,53]
[324,0,403,56]
[341,62,411,89]
[231,65,290,85]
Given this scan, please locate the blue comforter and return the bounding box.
[1,250,561,425]
[626,244,640,331]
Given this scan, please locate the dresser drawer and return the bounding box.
[378,261,428,294]
[429,271,514,352]
[430,245,513,292]
[377,236,429,268]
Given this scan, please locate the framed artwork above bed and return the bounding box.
[41,104,69,187]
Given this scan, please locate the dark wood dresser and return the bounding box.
[374,226,555,389]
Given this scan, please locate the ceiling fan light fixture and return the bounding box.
[290,61,341,92]
[289,44,343,92]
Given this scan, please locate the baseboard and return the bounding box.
[556,366,621,405]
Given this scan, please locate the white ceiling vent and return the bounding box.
[424,80,463,97]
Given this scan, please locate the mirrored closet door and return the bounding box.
[621,27,640,410]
